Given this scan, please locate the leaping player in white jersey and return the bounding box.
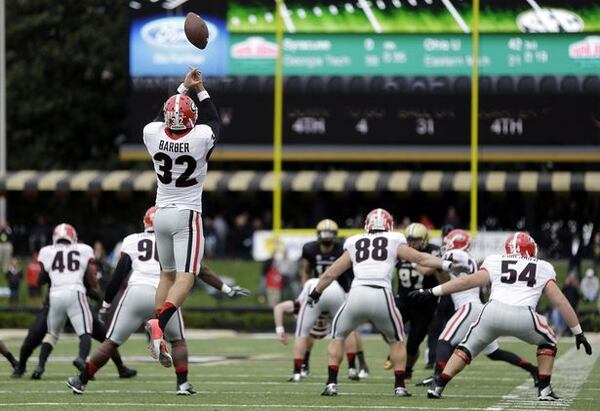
[143,68,241,363]
[412,232,593,401]
[67,208,249,395]
[305,208,468,397]
[416,229,539,388]
[32,223,99,379]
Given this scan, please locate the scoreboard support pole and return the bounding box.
[273,0,285,236]
[470,0,480,235]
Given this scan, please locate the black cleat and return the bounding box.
[427,376,445,399]
[394,387,412,397]
[67,376,86,394]
[118,366,138,379]
[321,383,338,396]
[176,382,197,395]
[538,385,560,401]
[31,366,44,380]
[11,365,25,379]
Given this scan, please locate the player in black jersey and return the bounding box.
[385,223,449,381]
[298,220,369,380]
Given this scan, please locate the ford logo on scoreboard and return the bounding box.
[130,15,228,77]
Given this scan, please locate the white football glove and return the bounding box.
[227,286,251,298]
[442,250,470,274]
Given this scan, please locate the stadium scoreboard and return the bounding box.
[125,0,600,161]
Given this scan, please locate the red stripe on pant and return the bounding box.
[385,290,404,339]
[441,304,468,341]
[192,213,202,274]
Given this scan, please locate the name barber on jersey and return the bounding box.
[159,140,190,153]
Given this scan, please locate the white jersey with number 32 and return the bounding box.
[482,253,556,308]
[143,122,215,213]
[119,232,161,289]
[344,232,407,290]
[37,243,95,294]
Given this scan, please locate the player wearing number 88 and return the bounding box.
[306,208,466,398]
[142,67,220,365]
[417,232,593,401]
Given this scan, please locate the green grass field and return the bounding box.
[0,333,598,410]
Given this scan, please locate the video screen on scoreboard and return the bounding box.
[129,0,228,77]
[227,0,600,33]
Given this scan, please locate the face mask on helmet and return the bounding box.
[364,209,394,233]
[316,219,338,244]
[405,223,428,250]
[163,94,198,131]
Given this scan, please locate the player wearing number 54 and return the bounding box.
[142,68,221,366]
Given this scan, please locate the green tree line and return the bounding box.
[6,0,127,169]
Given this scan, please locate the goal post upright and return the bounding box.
[273,0,285,236]
[470,0,480,235]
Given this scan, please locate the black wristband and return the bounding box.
[309,289,321,300]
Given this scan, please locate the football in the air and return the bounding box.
[184,12,209,50]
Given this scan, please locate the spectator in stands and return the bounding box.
[0,221,14,274]
[261,248,284,307]
[213,214,228,258]
[580,268,599,303]
[550,273,580,336]
[231,212,253,259]
[26,252,42,306]
[94,241,112,293]
[398,216,411,231]
[593,233,600,273]
[6,258,22,306]
[443,206,463,228]
[28,216,49,254]
[203,217,217,259]
[568,228,584,278]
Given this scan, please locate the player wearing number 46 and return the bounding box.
[142,68,222,364]
[410,232,593,402]
[306,208,469,397]
[34,223,98,379]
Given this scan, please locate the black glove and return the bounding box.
[575,333,592,355]
[227,286,251,298]
[408,288,435,302]
[307,290,321,307]
[97,307,108,325]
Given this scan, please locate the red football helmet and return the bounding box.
[443,229,472,252]
[364,208,394,232]
[52,223,78,245]
[163,94,198,131]
[143,206,156,231]
[505,232,538,257]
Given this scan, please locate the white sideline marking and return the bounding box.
[486,345,599,410]
[0,404,490,410]
[357,0,383,33]
[0,390,596,401]
[440,0,470,33]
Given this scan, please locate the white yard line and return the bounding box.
[279,1,296,33]
[357,0,383,33]
[486,344,599,410]
[440,0,470,33]
[0,404,490,410]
